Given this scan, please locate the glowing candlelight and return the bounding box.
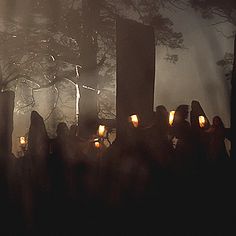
[94,139,101,149]
[199,116,206,128]
[130,115,139,128]
[98,125,106,137]
[19,136,26,145]
[169,111,175,126]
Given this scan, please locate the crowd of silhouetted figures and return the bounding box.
[0,101,235,235]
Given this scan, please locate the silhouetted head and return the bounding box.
[28,111,48,155]
[155,105,168,127]
[56,122,69,138]
[156,105,168,117]
[191,100,200,111]
[212,116,224,129]
[175,105,189,121]
[29,111,48,136]
[31,111,44,126]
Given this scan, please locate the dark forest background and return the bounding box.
[0,0,235,155]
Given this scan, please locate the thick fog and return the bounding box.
[0,1,234,154]
[155,7,234,127]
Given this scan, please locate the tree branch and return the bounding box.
[44,85,60,121]
[167,0,187,11]
[214,26,235,39]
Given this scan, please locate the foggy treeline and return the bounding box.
[0,1,235,235]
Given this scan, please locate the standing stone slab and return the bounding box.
[231,35,236,159]
[0,91,15,158]
[116,18,155,140]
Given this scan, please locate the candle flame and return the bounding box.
[130,115,139,128]
[98,125,106,137]
[20,137,26,145]
[94,141,101,149]
[199,116,206,128]
[169,111,175,126]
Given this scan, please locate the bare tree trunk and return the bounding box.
[78,0,100,138]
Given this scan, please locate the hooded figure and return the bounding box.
[28,111,49,159]
[206,116,229,161]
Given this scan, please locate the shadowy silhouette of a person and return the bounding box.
[190,101,209,170]
[171,105,193,174]
[206,116,229,161]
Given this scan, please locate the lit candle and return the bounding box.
[199,116,206,128]
[169,111,175,126]
[94,140,101,149]
[130,115,139,128]
[98,125,106,137]
[19,136,26,146]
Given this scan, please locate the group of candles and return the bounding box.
[93,112,206,149]
[169,111,206,128]
[91,111,208,150]
[93,125,106,149]
[128,112,206,129]
[18,112,207,151]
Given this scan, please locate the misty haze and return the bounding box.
[0,0,235,235]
